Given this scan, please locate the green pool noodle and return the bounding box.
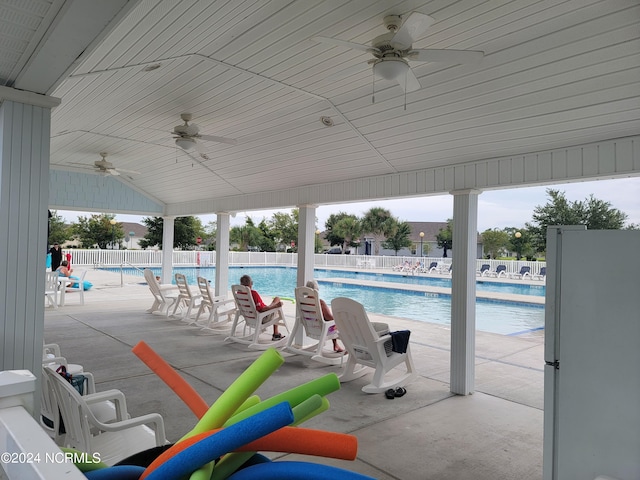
[214,395,329,479]
[224,373,339,426]
[180,348,284,441]
[60,447,108,472]
[188,460,213,480]
[235,395,260,414]
[293,396,330,426]
[211,452,255,480]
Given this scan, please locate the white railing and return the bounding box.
[62,249,546,276]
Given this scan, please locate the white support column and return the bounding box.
[215,213,230,297]
[296,205,317,288]
[449,189,480,395]
[161,216,175,285]
[0,100,55,376]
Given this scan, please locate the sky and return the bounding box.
[57,177,640,232]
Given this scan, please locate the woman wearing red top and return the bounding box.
[240,275,284,340]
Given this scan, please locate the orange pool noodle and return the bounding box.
[132,341,209,418]
[141,427,357,479]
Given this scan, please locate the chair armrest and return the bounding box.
[43,343,62,357]
[80,371,97,394]
[90,413,166,446]
[84,389,128,421]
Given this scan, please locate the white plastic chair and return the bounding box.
[40,365,119,445]
[331,297,417,394]
[285,286,344,365]
[44,367,167,466]
[144,269,178,316]
[65,269,88,305]
[45,271,59,308]
[171,273,202,322]
[225,284,289,349]
[194,276,236,332]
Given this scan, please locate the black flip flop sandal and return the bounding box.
[385,389,396,399]
[394,387,407,397]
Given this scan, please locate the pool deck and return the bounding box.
[43,268,545,480]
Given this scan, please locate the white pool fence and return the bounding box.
[64,249,546,277]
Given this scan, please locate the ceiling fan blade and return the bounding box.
[115,168,140,175]
[107,169,120,176]
[312,36,380,54]
[199,134,237,146]
[408,49,484,65]
[397,67,421,92]
[391,12,435,49]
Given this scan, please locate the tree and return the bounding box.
[332,215,362,253]
[527,189,628,252]
[203,221,217,250]
[230,217,263,251]
[269,210,298,250]
[324,212,356,248]
[48,210,71,245]
[436,219,453,258]
[504,227,534,260]
[381,219,412,255]
[361,207,394,255]
[138,216,205,249]
[481,228,510,259]
[71,214,123,249]
[256,219,276,252]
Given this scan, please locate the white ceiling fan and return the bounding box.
[71,152,140,177]
[171,113,237,158]
[313,12,484,92]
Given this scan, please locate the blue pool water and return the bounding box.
[119,266,544,336]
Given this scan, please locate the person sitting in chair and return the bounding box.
[240,275,285,341]
[56,260,73,278]
[306,280,344,353]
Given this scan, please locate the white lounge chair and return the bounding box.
[171,273,202,322]
[476,264,491,276]
[194,276,236,333]
[330,297,417,394]
[486,264,507,278]
[532,267,546,281]
[285,285,344,365]
[225,284,289,349]
[44,366,167,466]
[509,266,531,279]
[143,269,178,316]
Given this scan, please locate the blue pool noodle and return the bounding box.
[227,461,377,480]
[145,402,293,480]
[84,465,145,480]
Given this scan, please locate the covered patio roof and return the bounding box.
[2,0,638,216]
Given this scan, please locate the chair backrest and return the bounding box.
[197,276,213,305]
[331,297,384,367]
[520,266,531,275]
[496,264,506,273]
[144,269,162,295]
[231,284,260,326]
[480,264,490,273]
[44,367,94,452]
[539,267,546,276]
[175,273,194,299]
[428,262,437,269]
[294,286,325,339]
[45,271,59,291]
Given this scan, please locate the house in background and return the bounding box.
[61,222,149,250]
[356,221,483,258]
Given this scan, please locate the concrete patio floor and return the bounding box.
[43,269,544,480]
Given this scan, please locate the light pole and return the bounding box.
[514,231,522,260]
[110,219,117,249]
[419,231,424,258]
[315,229,320,253]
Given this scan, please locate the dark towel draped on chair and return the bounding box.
[390,330,411,354]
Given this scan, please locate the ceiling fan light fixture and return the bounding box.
[372,58,409,81]
[175,137,196,151]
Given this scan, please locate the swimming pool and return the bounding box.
[118,266,544,336]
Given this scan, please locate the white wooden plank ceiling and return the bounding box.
[2,0,639,213]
